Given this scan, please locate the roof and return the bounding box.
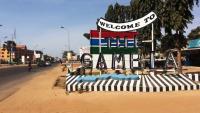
[188,38,200,48]
[35,50,43,54]
[183,48,200,51]
[27,49,34,53]
[16,45,27,49]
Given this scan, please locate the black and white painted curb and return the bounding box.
[186,73,200,82]
[66,74,200,92]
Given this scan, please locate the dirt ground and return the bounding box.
[1,65,200,113]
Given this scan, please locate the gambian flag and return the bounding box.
[90,30,138,54]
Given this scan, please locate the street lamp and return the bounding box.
[60,26,70,51]
[0,25,3,66]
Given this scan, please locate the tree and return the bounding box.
[43,54,54,62]
[105,5,115,22]
[105,3,131,23]
[62,51,68,58]
[129,0,198,73]
[103,0,199,73]
[188,26,200,40]
[3,40,16,64]
[161,34,187,51]
[62,51,75,59]
[130,0,162,57]
[160,0,199,73]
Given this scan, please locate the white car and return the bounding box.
[45,61,51,66]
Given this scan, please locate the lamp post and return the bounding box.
[60,26,70,51]
[0,25,3,66]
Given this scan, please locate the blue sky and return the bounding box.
[0,0,199,57]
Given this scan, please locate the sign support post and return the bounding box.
[99,28,102,76]
[150,23,155,75]
[151,23,155,69]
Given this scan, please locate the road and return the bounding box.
[0,64,57,102]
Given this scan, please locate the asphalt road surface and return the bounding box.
[0,64,57,102]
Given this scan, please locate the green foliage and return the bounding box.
[43,54,55,62]
[62,51,68,58]
[62,51,75,59]
[104,0,199,50]
[161,34,187,52]
[103,0,199,70]
[104,3,131,23]
[188,26,200,40]
[3,40,16,51]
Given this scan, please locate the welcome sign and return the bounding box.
[98,12,157,32]
[81,12,157,69]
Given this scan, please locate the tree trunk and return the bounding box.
[177,48,182,74]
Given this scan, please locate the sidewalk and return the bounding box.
[0,65,68,113]
[0,64,25,69]
[0,64,37,69]
[1,65,200,113]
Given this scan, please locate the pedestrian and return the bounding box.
[28,60,32,72]
[59,59,62,64]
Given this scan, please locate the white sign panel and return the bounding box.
[98,12,157,32]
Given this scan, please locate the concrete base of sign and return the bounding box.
[149,71,155,76]
[66,73,200,93]
[186,72,200,82]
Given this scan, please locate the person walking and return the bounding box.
[59,59,62,64]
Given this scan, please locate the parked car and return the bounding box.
[37,60,52,67]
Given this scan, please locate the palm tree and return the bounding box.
[105,5,115,22]
[130,0,162,59]
[103,0,199,72]
[160,0,199,73]
[130,0,198,73]
[3,40,16,64]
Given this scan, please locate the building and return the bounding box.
[15,45,27,64]
[34,50,43,59]
[33,50,43,62]
[183,38,200,66]
[27,50,34,62]
[0,48,10,63]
